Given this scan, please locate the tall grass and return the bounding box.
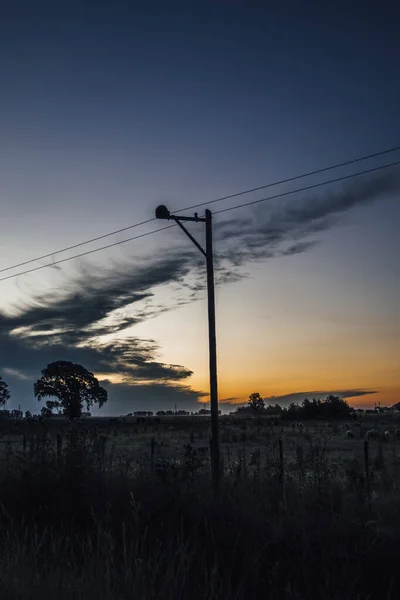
[0,424,399,599]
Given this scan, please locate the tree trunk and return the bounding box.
[68,393,81,420]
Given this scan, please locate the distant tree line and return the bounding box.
[0,365,392,421]
[234,392,354,420]
[282,395,354,420]
[131,409,221,417]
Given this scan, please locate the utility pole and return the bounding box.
[205,209,220,492]
[155,205,221,495]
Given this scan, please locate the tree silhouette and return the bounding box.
[282,395,351,421]
[248,392,265,413]
[265,403,282,415]
[323,394,352,419]
[301,398,322,419]
[0,375,10,408]
[34,361,107,419]
[41,406,53,418]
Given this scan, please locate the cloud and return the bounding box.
[0,260,198,403]
[8,254,193,333]
[3,368,34,382]
[219,397,241,403]
[0,248,210,414]
[214,169,400,268]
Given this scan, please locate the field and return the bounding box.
[2,413,400,481]
[1,413,400,599]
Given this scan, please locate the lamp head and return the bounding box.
[155,205,170,220]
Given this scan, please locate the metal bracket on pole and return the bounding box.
[173,218,207,257]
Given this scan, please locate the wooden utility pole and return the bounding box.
[205,209,220,494]
[155,204,221,496]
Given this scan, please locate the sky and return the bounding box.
[0,0,399,415]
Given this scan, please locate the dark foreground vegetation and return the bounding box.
[1,420,400,600]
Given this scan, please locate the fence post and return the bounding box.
[151,437,155,470]
[5,440,11,472]
[99,435,107,471]
[41,433,46,465]
[364,440,371,516]
[22,434,27,455]
[56,434,62,469]
[278,438,286,507]
[29,435,34,468]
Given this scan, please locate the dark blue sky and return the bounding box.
[0,0,399,414]
[2,1,399,188]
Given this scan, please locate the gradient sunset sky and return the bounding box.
[0,0,399,414]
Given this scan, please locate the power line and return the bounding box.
[0,224,175,283]
[0,217,157,275]
[213,159,400,215]
[1,143,399,275]
[1,159,398,284]
[173,144,400,213]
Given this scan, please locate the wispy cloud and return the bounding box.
[3,367,34,382]
[215,169,399,268]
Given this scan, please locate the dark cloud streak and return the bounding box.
[215,169,400,268]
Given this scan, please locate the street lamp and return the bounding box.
[155,205,221,495]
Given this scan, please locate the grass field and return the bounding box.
[1,414,400,599]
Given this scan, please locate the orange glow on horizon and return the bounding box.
[190,375,399,408]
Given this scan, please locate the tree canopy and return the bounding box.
[34,361,107,419]
[0,374,10,408]
[248,392,265,413]
[234,393,352,421]
[282,395,352,421]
